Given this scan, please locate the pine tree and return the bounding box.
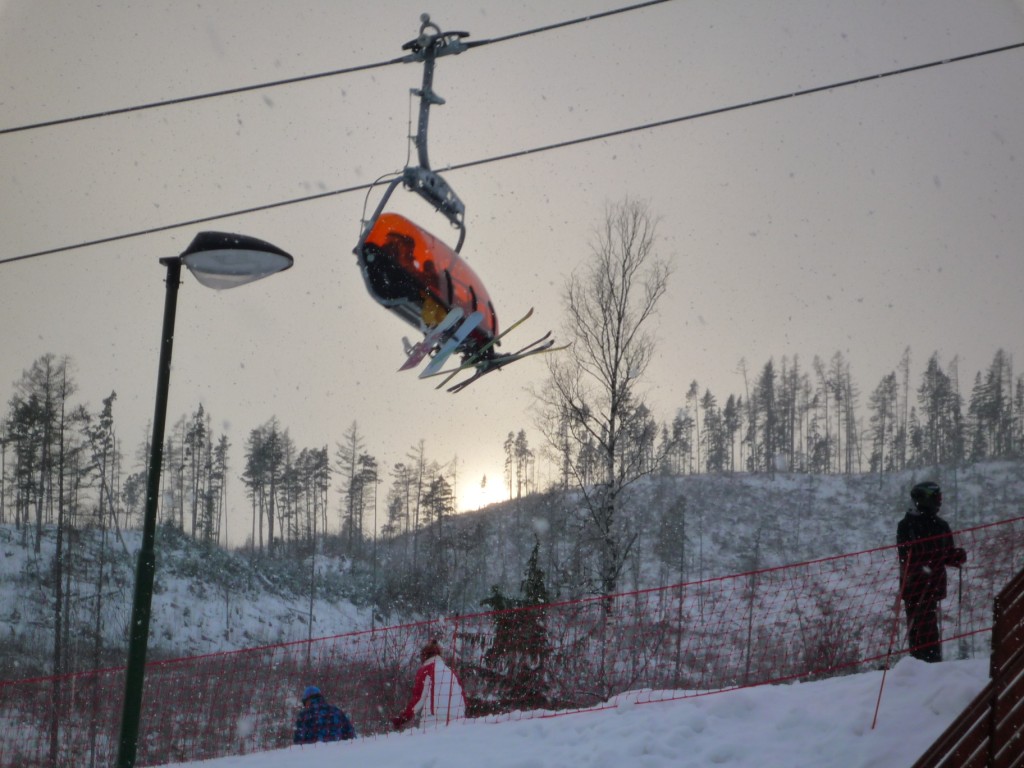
[480,540,551,711]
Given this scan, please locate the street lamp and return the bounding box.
[116,231,293,768]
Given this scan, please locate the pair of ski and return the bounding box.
[443,332,566,392]
[399,306,487,377]
[432,314,570,392]
[400,306,533,378]
[399,307,567,392]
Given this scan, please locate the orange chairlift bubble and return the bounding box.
[360,212,498,349]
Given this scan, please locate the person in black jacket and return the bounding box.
[896,481,966,662]
[292,686,356,744]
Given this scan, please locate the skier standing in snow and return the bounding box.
[896,481,966,662]
[292,685,356,744]
[392,639,467,730]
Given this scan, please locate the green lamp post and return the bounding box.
[116,232,293,768]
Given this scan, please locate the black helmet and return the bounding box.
[910,481,942,510]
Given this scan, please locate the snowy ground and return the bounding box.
[163,657,987,768]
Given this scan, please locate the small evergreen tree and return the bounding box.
[479,540,551,711]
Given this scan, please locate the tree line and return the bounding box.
[3,340,1020,569]
[649,347,1022,479]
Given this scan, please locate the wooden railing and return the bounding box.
[912,565,1024,768]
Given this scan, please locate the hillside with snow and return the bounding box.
[2,462,1023,678]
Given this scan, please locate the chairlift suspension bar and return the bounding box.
[399,15,469,244]
[401,15,470,170]
[354,16,469,260]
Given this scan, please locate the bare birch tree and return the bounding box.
[532,199,670,598]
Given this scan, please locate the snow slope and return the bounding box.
[163,657,988,768]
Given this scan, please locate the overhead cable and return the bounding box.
[0,57,408,136]
[0,0,674,136]
[463,0,674,49]
[2,39,1021,267]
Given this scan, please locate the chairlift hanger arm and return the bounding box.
[355,15,468,260]
[399,15,467,237]
[401,14,469,173]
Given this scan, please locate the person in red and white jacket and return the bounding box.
[392,639,466,730]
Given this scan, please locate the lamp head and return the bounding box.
[172,231,293,290]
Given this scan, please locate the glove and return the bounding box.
[947,547,967,567]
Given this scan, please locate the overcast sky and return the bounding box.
[2,1,1023,530]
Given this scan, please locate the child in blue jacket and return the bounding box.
[293,686,356,743]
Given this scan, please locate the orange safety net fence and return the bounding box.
[2,517,1022,767]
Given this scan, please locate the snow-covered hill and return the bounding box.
[3,462,1022,678]
[453,461,1024,597]
[0,523,371,678]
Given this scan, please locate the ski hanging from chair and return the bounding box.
[353,14,564,392]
